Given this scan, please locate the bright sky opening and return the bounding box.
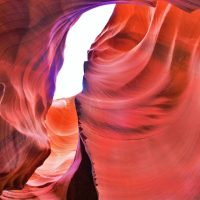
[53,4,115,100]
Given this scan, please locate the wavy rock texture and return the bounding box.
[0,0,200,199]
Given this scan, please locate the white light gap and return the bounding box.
[53,5,115,99]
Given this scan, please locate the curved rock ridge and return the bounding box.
[0,0,199,199]
[77,2,200,200]
[1,98,80,199]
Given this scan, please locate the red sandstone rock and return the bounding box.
[0,0,200,199]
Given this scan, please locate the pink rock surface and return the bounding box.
[0,0,200,199]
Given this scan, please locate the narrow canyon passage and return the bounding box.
[0,0,200,200]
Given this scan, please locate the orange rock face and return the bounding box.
[0,0,200,199]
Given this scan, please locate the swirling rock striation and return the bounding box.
[0,0,200,199]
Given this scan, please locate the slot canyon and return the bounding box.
[0,0,200,199]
